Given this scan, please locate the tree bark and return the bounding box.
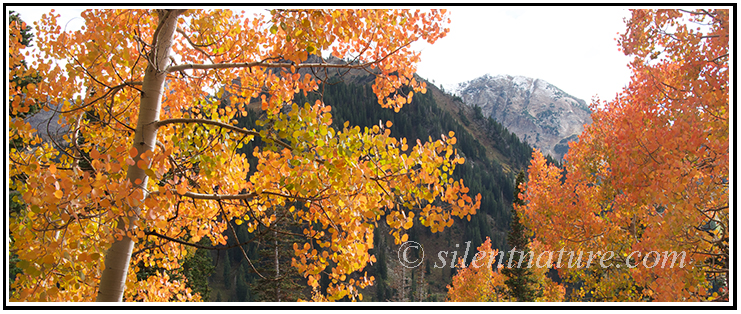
[96,9,185,302]
[275,229,280,302]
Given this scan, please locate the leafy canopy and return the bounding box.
[519,9,728,301]
[9,9,480,302]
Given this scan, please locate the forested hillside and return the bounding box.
[204,73,544,301]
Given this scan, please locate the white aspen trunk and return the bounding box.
[96,9,185,302]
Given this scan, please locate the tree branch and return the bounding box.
[217,200,285,281]
[157,117,257,136]
[168,37,414,76]
[709,53,728,63]
[156,118,292,150]
[176,189,329,202]
[179,191,258,200]
[703,205,728,213]
[143,230,264,252]
[167,60,375,73]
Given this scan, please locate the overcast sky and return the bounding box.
[10,6,634,103]
[413,7,633,102]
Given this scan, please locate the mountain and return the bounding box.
[19,102,68,145]
[455,74,592,161]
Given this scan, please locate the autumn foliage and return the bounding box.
[519,9,728,301]
[446,237,564,302]
[9,9,481,302]
[446,238,508,302]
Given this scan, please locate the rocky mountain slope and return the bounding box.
[455,74,592,161]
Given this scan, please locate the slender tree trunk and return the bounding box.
[96,9,185,302]
[274,229,280,302]
[401,265,406,301]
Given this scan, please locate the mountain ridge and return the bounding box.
[455,74,592,161]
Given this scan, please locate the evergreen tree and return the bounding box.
[501,171,541,302]
[222,254,232,289]
[235,264,251,302]
[9,10,41,118]
[251,211,307,302]
[179,240,215,301]
[375,279,388,302]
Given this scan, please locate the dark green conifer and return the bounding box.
[501,171,541,302]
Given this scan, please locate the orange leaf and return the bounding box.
[176,184,188,195]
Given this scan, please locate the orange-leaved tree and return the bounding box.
[446,238,508,302]
[9,9,480,302]
[519,9,728,301]
[446,237,564,302]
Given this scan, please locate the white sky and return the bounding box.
[413,7,633,102]
[9,6,634,103]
